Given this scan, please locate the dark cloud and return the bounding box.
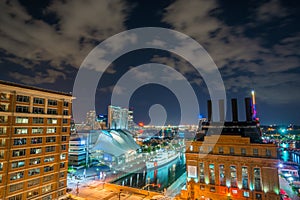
[162,0,300,105]
[0,0,131,84]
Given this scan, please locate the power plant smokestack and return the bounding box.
[207,100,212,121]
[231,98,238,122]
[219,99,225,121]
[245,97,252,122]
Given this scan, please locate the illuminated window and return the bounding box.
[230,166,237,188]
[30,148,42,154]
[219,165,226,186]
[47,118,57,124]
[199,163,205,183]
[208,146,213,153]
[209,164,215,185]
[0,127,6,134]
[32,127,43,134]
[190,145,193,151]
[254,168,262,191]
[242,167,249,189]
[29,158,41,165]
[46,127,56,134]
[11,160,25,169]
[44,156,55,163]
[10,171,24,180]
[14,128,28,134]
[243,191,250,197]
[42,184,52,194]
[27,189,39,198]
[15,117,28,123]
[60,153,66,160]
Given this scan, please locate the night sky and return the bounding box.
[0,0,299,125]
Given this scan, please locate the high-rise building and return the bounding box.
[0,80,73,200]
[85,110,100,130]
[180,98,280,200]
[107,105,129,130]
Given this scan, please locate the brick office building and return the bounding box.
[0,81,73,200]
[180,99,280,200]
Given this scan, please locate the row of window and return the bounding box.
[191,145,272,157]
[10,163,66,181]
[192,163,262,191]
[15,106,69,115]
[0,116,69,124]
[14,95,69,107]
[12,146,67,157]
[11,156,57,169]
[14,127,69,134]
[9,182,55,194]
[12,147,67,158]
[15,117,69,124]
[13,137,66,145]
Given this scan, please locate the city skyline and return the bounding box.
[0,0,299,125]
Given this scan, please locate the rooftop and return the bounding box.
[0,80,72,96]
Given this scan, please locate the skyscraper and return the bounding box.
[107,105,129,130]
[0,81,73,200]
